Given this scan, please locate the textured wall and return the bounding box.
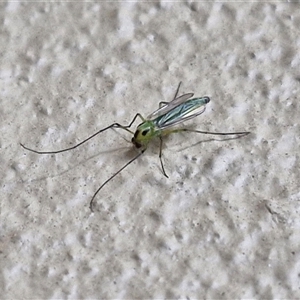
[1,2,299,299]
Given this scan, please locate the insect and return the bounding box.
[20,82,250,212]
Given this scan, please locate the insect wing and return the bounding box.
[157,97,210,130]
[147,93,194,120]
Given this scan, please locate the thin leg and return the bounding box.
[180,129,250,136]
[164,128,250,136]
[158,101,169,108]
[89,149,145,212]
[173,81,182,100]
[158,82,182,108]
[159,136,169,178]
[20,113,145,154]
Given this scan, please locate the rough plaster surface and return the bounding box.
[1,2,300,299]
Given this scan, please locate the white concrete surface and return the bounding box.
[1,2,300,299]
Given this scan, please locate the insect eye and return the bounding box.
[142,129,150,136]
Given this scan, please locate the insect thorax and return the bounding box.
[131,121,157,149]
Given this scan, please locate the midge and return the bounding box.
[20,82,250,212]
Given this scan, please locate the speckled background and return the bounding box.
[1,2,300,299]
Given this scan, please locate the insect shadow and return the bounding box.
[20,82,250,212]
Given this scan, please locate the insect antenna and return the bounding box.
[89,149,145,212]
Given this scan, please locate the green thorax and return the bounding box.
[131,121,160,149]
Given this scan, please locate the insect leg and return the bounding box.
[159,136,169,178]
[158,102,169,108]
[179,129,250,136]
[20,113,145,154]
[173,81,182,100]
[158,82,182,108]
[127,113,145,127]
[89,149,145,212]
[164,128,250,138]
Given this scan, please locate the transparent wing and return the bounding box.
[155,96,210,130]
[159,104,207,130]
[147,93,194,120]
